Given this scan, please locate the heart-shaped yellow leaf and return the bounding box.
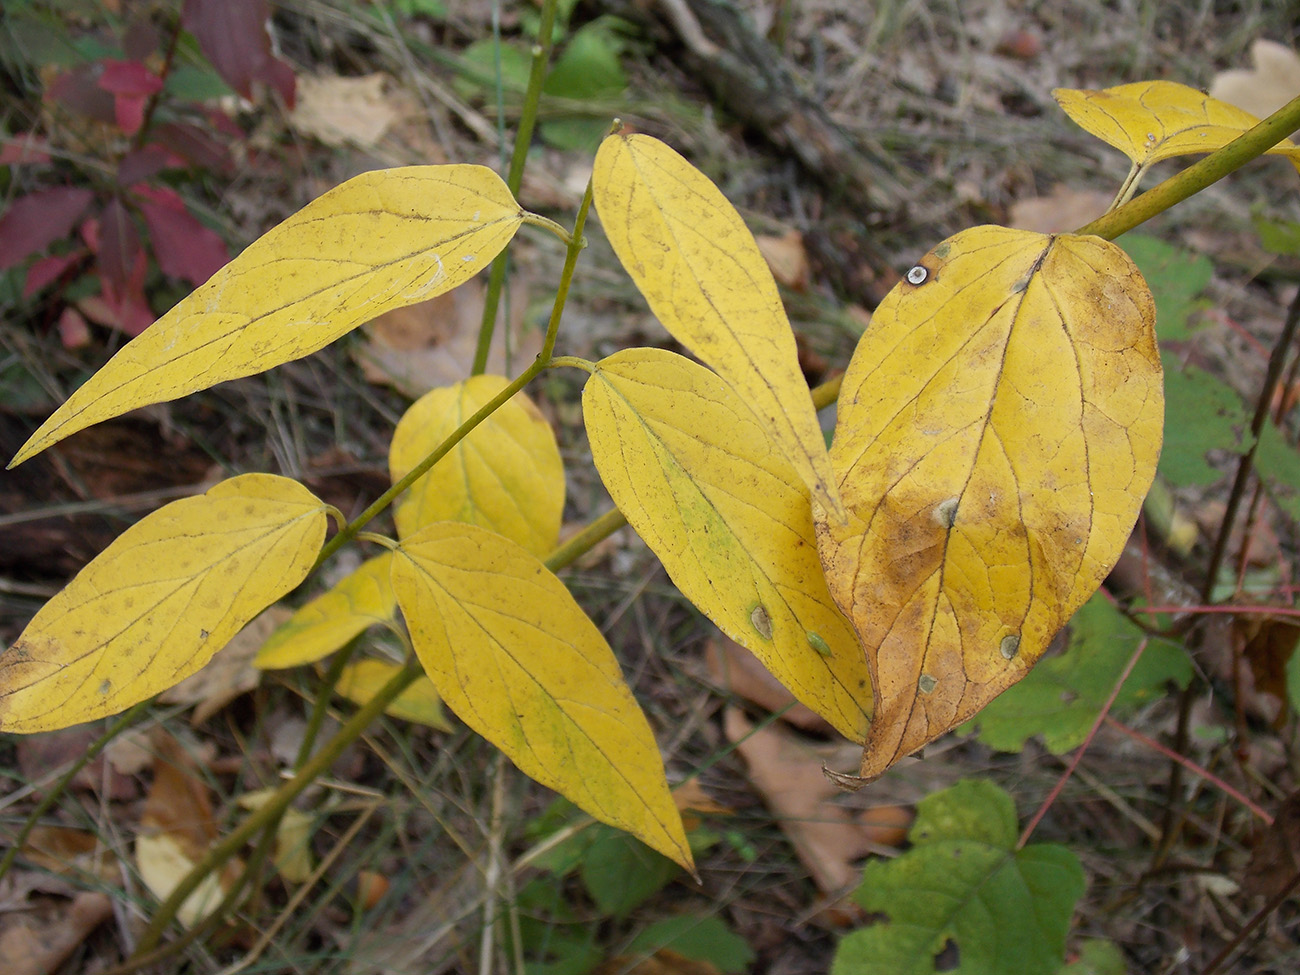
[254,553,398,670]
[592,133,842,521]
[391,522,693,871]
[11,166,524,467]
[1,474,327,732]
[388,375,563,555]
[817,226,1162,781]
[583,348,871,743]
[1054,80,1300,171]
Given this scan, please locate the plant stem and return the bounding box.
[1076,92,1300,241]
[130,654,426,956]
[472,0,562,376]
[293,634,363,771]
[314,177,593,569]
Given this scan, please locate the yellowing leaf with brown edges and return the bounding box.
[817,226,1162,782]
[1054,80,1300,171]
[335,657,450,730]
[592,133,843,521]
[583,348,871,744]
[254,553,397,670]
[0,474,327,732]
[391,522,693,871]
[10,167,524,467]
[389,375,563,555]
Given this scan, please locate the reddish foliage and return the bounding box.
[136,186,230,285]
[182,0,297,107]
[0,187,94,268]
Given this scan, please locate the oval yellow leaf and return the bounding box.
[335,657,451,731]
[254,553,398,670]
[0,474,327,733]
[11,166,525,467]
[817,227,1162,781]
[391,522,693,871]
[592,133,842,521]
[583,348,871,743]
[1054,80,1300,170]
[389,375,564,555]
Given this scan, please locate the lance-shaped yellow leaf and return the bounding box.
[592,133,842,521]
[254,553,398,669]
[1054,81,1300,171]
[335,657,451,731]
[583,348,871,743]
[817,226,1162,782]
[0,474,327,733]
[390,522,693,871]
[389,375,564,554]
[10,166,525,467]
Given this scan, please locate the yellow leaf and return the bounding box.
[238,789,317,884]
[1053,80,1300,171]
[592,134,842,521]
[0,474,327,732]
[817,227,1162,781]
[11,167,524,467]
[583,348,871,744]
[389,375,563,555]
[390,522,693,871]
[255,554,398,669]
[335,657,451,731]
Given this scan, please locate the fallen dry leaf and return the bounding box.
[159,607,290,724]
[1245,790,1300,899]
[21,826,119,885]
[17,727,137,801]
[1210,39,1300,121]
[756,229,810,290]
[354,276,540,396]
[1008,184,1113,234]
[724,708,911,895]
[0,891,114,975]
[290,73,398,148]
[705,637,834,735]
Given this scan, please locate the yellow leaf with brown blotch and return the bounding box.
[592,133,843,521]
[391,522,693,871]
[817,226,1162,782]
[0,474,327,732]
[1054,80,1300,171]
[10,166,524,467]
[583,348,871,744]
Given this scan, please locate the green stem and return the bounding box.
[546,508,627,572]
[1077,91,1300,241]
[471,0,563,376]
[293,634,363,771]
[130,654,426,956]
[0,701,150,882]
[314,177,594,570]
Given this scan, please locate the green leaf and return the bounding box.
[1158,354,1250,487]
[1254,215,1300,257]
[832,780,1085,975]
[628,916,756,973]
[1116,234,1212,341]
[579,827,680,919]
[960,593,1191,755]
[544,21,627,101]
[1253,419,1300,521]
[1060,939,1127,975]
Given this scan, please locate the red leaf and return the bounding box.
[118,145,173,184]
[0,188,95,268]
[98,198,142,294]
[23,251,87,298]
[46,66,116,124]
[152,121,235,173]
[138,198,229,285]
[82,253,153,335]
[58,307,92,349]
[0,133,52,165]
[97,59,164,96]
[113,93,150,135]
[182,0,297,107]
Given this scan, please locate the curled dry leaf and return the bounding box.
[818,226,1162,781]
[1210,39,1300,122]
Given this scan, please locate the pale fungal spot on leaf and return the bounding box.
[750,604,773,640]
[1000,635,1021,660]
[906,265,929,285]
[98,680,111,695]
[918,673,937,694]
[807,631,832,657]
[933,496,960,529]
